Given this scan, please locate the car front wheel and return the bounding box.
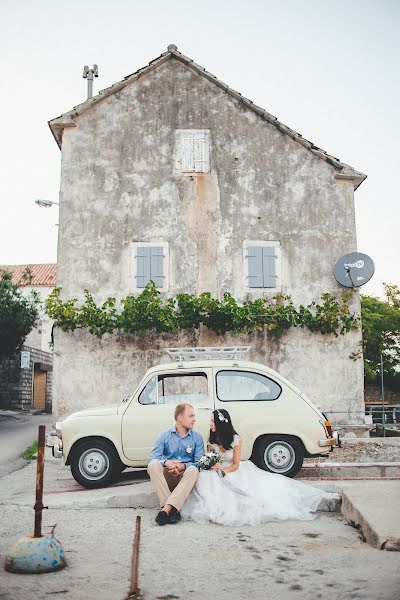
[253,435,304,478]
[70,439,120,488]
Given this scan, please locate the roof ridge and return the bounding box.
[48,44,366,189]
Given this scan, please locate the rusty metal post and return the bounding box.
[34,425,47,538]
[128,515,141,598]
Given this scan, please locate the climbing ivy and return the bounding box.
[46,282,359,339]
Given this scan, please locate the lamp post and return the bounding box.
[35,199,59,208]
[381,353,386,437]
[34,199,59,227]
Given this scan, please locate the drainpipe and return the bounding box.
[380,353,385,437]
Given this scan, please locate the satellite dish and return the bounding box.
[334,252,375,288]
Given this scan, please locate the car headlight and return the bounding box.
[55,421,63,439]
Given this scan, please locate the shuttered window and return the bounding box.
[136,246,164,288]
[175,130,210,173]
[247,246,278,288]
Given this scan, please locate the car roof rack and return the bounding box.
[165,346,251,362]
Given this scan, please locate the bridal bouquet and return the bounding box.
[199,451,225,476]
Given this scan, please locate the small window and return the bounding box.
[243,241,281,290]
[216,370,281,402]
[138,376,158,405]
[138,373,209,405]
[131,242,169,291]
[175,130,210,173]
[158,373,209,405]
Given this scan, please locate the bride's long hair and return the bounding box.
[209,409,238,450]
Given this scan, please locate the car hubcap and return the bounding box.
[264,441,295,473]
[78,448,110,480]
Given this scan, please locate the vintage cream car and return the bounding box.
[53,347,339,488]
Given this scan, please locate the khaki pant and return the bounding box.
[147,461,198,511]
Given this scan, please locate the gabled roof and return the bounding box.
[49,44,366,190]
[0,264,57,287]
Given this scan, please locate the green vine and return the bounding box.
[46,283,359,339]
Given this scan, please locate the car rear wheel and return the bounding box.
[70,439,121,488]
[253,435,304,478]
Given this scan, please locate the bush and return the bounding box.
[0,269,40,358]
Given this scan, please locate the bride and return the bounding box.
[181,408,339,526]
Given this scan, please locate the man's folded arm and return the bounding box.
[148,431,166,465]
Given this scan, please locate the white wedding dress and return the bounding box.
[182,435,339,526]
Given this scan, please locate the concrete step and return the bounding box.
[298,461,400,479]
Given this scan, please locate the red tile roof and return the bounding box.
[0,264,57,286]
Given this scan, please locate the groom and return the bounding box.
[147,403,205,525]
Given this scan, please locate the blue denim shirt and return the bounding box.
[148,427,205,470]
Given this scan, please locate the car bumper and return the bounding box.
[52,440,63,459]
[318,431,340,448]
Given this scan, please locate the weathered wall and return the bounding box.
[54,57,364,422]
[53,323,363,424]
[21,285,54,352]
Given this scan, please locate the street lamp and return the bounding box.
[35,199,60,208]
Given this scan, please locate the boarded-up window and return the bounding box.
[136,246,164,288]
[175,130,210,173]
[247,246,278,288]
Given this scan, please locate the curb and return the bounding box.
[299,462,400,478]
[341,491,400,551]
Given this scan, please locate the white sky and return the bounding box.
[0,0,399,297]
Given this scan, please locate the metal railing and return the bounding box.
[364,404,400,425]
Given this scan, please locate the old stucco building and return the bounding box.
[49,44,367,426]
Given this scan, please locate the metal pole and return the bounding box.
[128,515,141,599]
[34,425,47,537]
[380,353,385,437]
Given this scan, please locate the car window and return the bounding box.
[158,372,208,405]
[138,376,158,405]
[216,370,281,402]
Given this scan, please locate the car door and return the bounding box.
[121,368,213,463]
[213,367,283,459]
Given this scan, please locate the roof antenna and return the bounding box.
[82,64,99,99]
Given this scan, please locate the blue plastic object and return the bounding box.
[5,534,66,574]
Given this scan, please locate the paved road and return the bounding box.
[0,434,399,598]
[1,506,399,600]
[0,411,53,478]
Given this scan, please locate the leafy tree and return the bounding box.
[0,269,40,359]
[361,284,400,386]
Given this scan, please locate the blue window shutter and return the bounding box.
[136,247,151,288]
[262,246,277,288]
[247,247,263,288]
[150,247,164,288]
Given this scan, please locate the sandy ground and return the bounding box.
[1,418,399,599]
[1,504,399,600]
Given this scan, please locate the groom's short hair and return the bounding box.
[174,403,193,420]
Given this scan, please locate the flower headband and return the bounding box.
[217,410,228,423]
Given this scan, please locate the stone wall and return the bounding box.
[0,345,53,412]
[53,326,363,423]
[365,383,400,405]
